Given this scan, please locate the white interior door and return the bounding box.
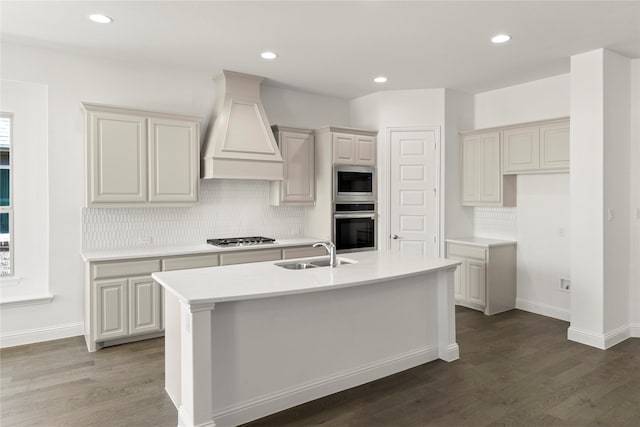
[389,129,439,256]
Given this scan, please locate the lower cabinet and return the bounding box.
[446,240,516,315]
[85,243,326,351]
[94,275,162,342]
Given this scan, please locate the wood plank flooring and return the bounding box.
[2,307,639,426]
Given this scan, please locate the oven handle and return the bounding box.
[334,214,376,219]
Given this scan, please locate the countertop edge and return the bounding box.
[152,256,461,306]
[81,238,322,262]
[445,237,517,248]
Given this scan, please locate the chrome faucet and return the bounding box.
[313,241,337,267]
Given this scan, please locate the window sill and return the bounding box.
[0,293,55,308]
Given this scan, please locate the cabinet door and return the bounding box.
[355,135,376,166]
[148,117,199,203]
[87,111,147,205]
[466,259,486,307]
[503,126,540,173]
[479,132,502,203]
[281,131,315,203]
[333,133,356,164]
[128,276,162,335]
[461,135,482,203]
[539,121,569,171]
[95,279,128,341]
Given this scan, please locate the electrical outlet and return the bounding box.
[560,278,570,291]
[139,236,153,245]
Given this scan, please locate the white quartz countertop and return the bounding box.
[81,238,321,262]
[445,237,516,247]
[152,251,460,305]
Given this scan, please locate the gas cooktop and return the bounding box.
[206,236,276,247]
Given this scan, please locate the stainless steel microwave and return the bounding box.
[334,166,375,202]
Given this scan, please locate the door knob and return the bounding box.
[392,234,399,239]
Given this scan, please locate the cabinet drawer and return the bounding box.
[447,243,486,261]
[282,246,327,259]
[220,249,282,266]
[92,259,161,280]
[162,254,220,271]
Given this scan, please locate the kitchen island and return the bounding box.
[152,251,460,427]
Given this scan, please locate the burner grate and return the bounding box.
[207,236,276,247]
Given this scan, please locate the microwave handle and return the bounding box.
[334,214,376,219]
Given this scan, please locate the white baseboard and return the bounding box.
[516,298,570,321]
[212,345,440,427]
[567,324,632,350]
[0,322,84,348]
[631,323,640,338]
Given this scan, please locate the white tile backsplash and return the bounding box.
[473,207,517,240]
[82,180,305,250]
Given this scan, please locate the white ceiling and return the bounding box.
[2,1,639,99]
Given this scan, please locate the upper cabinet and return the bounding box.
[461,117,569,207]
[461,131,516,207]
[503,118,569,174]
[330,130,377,166]
[270,126,315,206]
[83,103,200,208]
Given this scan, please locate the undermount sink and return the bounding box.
[276,257,355,270]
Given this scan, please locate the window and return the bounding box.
[0,113,12,276]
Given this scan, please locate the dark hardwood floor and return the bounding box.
[2,307,639,426]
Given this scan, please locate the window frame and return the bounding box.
[0,112,14,277]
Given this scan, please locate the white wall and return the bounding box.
[443,90,475,242]
[262,85,350,129]
[473,74,571,320]
[0,80,50,304]
[631,59,640,334]
[602,50,631,334]
[0,42,350,347]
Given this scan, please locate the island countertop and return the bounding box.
[152,251,460,306]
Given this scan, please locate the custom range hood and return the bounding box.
[201,70,283,180]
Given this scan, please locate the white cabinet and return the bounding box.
[461,131,516,207]
[307,126,378,240]
[85,243,326,351]
[446,240,516,315]
[332,132,376,166]
[270,126,315,206]
[84,103,200,207]
[148,117,199,203]
[91,259,163,347]
[503,119,569,174]
[95,278,128,341]
[128,276,162,335]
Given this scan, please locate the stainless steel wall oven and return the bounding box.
[333,203,376,253]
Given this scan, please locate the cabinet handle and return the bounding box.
[392,235,399,240]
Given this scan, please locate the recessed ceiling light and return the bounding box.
[261,51,278,60]
[491,34,511,44]
[89,14,113,24]
[374,76,388,83]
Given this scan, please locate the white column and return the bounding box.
[437,268,459,361]
[178,301,216,427]
[569,48,632,349]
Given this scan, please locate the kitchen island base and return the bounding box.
[160,262,458,427]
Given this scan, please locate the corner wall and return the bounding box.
[629,59,640,336]
[473,74,571,320]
